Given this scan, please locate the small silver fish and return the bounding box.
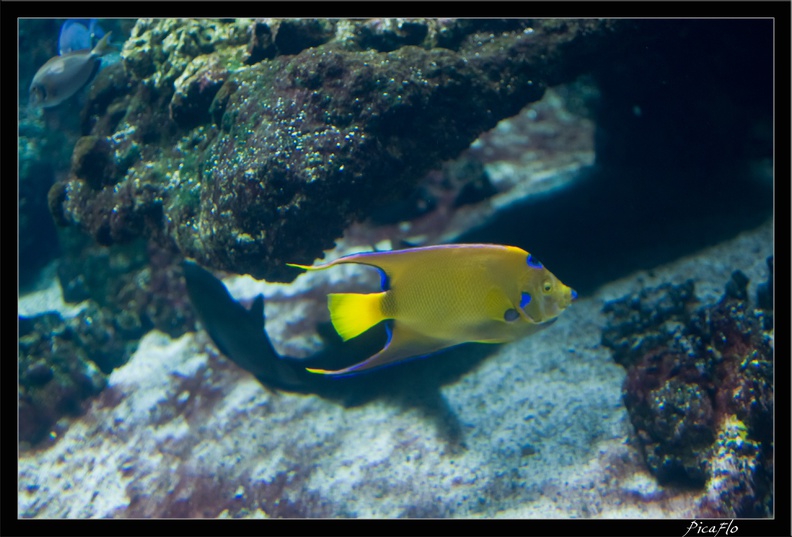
[29,31,113,108]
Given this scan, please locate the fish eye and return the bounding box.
[542,281,552,293]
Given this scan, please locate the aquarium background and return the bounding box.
[18,18,775,520]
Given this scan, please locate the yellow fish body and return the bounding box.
[288,244,576,375]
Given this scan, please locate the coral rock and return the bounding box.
[50,18,622,281]
[603,271,773,516]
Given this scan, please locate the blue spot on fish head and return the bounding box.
[571,289,578,301]
[526,254,543,269]
[520,292,532,309]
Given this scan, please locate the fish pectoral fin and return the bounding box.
[484,287,517,323]
[307,323,451,376]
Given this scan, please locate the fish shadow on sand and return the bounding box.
[184,260,495,448]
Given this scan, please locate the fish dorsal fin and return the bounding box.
[290,244,524,291]
[288,250,412,288]
[317,245,512,287]
[324,249,423,288]
[91,31,114,57]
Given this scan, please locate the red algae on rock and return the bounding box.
[602,263,773,517]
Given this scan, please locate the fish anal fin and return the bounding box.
[473,337,511,344]
[307,323,451,376]
[328,292,387,341]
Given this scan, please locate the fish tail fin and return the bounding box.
[328,292,387,341]
[91,31,113,57]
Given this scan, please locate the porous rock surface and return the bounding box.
[49,18,622,281]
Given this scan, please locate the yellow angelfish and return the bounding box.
[288,244,576,376]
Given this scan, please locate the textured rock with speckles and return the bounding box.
[603,266,773,516]
[49,18,623,281]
